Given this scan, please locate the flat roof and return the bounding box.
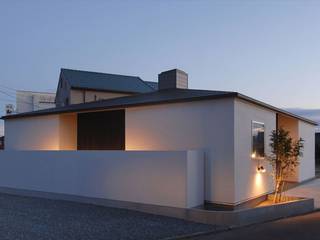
[1,88,317,125]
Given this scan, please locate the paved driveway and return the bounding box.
[189,211,320,240]
[285,178,320,209]
[0,193,217,240]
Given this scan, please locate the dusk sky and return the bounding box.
[1,0,320,134]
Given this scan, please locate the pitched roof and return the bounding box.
[60,68,155,93]
[144,81,158,90]
[2,88,317,125]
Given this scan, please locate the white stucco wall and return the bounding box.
[125,99,235,204]
[0,150,204,208]
[234,99,276,204]
[5,114,78,151]
[277,115,315,182]
[298,121,315,182]
[5,115,61,150]
[59,114,77,150]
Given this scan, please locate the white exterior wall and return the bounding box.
[298,121,315,182]
[125,99,235,204]
[70,89,130,105]
[5,114,77,151]
[0,150,204,208]
[70,89,83,105]
[234,99,276,204]
[59,114,77,150]
[277,115,315,182]
[278,114,299,182]
[16,91,55,113]
[3,97,315,206]
[5,115,61,150]
[84,90,130,102]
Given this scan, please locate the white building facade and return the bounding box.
[15,91,55,113]
[1,69,317,209]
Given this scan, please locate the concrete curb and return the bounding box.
[173,207,318,239]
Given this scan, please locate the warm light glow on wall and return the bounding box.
[255,172,263,188]
[41,137,60,150]
[125,132,154,150]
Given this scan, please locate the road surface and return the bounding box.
[190,211,320,240]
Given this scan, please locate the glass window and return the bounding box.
[252,121,265,159]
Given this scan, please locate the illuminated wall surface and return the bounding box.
[278,114,315,182]
[234,99,275,203]
[3,98,316,205]
[0,150,204,209]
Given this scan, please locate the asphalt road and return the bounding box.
[189,211,320,240]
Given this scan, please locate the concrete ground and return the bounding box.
[0,193,218,240]
[189,211,320,240]
[285,178,320,209]
[188,177,320,240]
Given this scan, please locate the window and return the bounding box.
[252,121,265,159]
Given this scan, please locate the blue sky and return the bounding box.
[1,0,320,134]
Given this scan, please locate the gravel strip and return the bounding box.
[0,193,218,240]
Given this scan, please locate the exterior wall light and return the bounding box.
[257,165,266,173]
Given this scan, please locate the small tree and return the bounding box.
[267,128,304,203]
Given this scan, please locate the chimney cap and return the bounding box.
[159,68,188,75]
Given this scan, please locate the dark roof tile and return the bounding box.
[60,68,154,93]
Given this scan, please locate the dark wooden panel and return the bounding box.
[77,110,125,150]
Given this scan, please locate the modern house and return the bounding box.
[0,68,316,210]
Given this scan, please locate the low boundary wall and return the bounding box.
[0,150,204,208]
[0,150,314,227]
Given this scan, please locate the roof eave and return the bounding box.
[1,91,317,126]
[236,93,318,126]
[1,92,237,120]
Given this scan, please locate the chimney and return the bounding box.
[158,69,188,90]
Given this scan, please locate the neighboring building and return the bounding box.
[2,68,316,209]
[55,68,157,107]
[16,90,55,113]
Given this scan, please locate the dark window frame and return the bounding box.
[251,121,265,159]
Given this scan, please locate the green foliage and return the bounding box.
[267,128,304,203]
